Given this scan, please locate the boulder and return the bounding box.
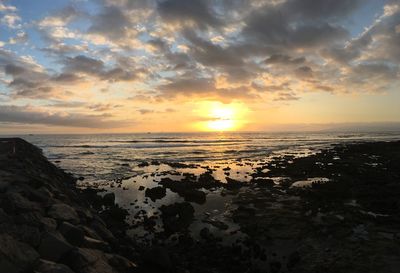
[82,236,110,251]
[144,247,172,270]
[145,186,166,201]
[102,193,115,207]
[160,202,194,234]
[61,248,115,273]
[107,254,138,272]
[183,189,206,204]
[36,259,75,273]
[0,234,40,273]
[38,232,73,262]
[48,204,80,224]
[59,222,85,246]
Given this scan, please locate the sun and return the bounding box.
[193,101,248,132]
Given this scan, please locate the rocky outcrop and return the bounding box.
[0,138,138,273]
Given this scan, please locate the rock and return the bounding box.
[40,217,58,231]
[200,227,213,240]
[287,251,301,269]
[145,186,166,201]
[0,208,11,223]
[36,259,75,273]
[82,236,110,251]
[107,254,138,272]
[61,248,115,273]
[254,178,275,187]
[160,202,194,234]
[138,186,145,191]
[0,180,10,193]
[144,247,172,270]
[6,191,41,212]
[38,232,73,262]
[59,222,85,246]
[0,234,40,273]
[48,204,80,224]
[183,189,206,204]
[102,192,115,207]
[138,161,149,167]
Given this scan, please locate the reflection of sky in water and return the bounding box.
[15,132,400,245]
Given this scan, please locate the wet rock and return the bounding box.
[48,204,80,224]
[61,247,115,273]
[0,180,10,193]
[138,186,145,191]
[36,259,75,273]
[254,178,275,187]
[38,232,73,262]
[287,251,300,269]
[160,202,194,234]
[144,247,172,270]
[40,217,58,231]
[59,221,85,246]
[0,234,40,273]
[200,227,213,240]
[102,192,115,207]
[183,189,206,204]
[145,186,166,201]
[6,191,41,212]
[82,236,110,251]
[138,161,149,167]
[225,177,243,190]
[107,254,138,272]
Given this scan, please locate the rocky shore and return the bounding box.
[0,138,139,273]
[1,138,400,273]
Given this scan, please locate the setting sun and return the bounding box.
[193,101,248,132]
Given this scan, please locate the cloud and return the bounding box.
[0,105,129,128]
[157,0,221,28]
[1,13,21,28]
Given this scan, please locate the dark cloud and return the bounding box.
[138,109,155,115]
[0,105,128,128]
[264,54,305,65]
[88,6,131,40]
[63,55,137,82]
[157,0,221,28]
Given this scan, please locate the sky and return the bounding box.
[0,0,399,133]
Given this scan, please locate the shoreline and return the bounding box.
[1,138,400,273]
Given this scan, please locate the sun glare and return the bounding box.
[194,101,248,132]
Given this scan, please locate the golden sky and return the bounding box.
[0,0,399,133]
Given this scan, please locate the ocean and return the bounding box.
[9,131,400,245]
[20,131,400,185]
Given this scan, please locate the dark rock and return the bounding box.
[102,192,115,207]
[160,202,194,234]
[38,232,73,262]
[144,247,172,270]
[82,236,110,251]
[48,204,80,224]
[107,254,138,272]
[40,217,58,231]
[138,161,149,167]
[287,251,301,269]
[199,227,213,240]
[36,259,75,273]
[61,247,115,273]
[59,221,85,246]
[183,189,206,204]
[138,186,145,191]
[0,180,10,193]
[6,191,41,212]
[145,186,166,201]
[0,234,40,273]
